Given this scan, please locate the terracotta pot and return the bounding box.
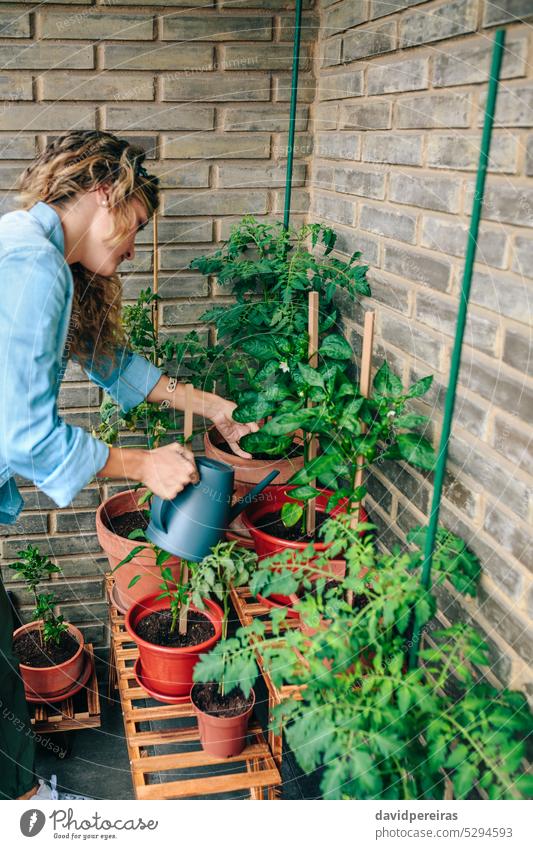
[13,622,85,701]
[242,485,369,605]
[125,593,223,698]
[204,426,305,548]
[191,683,255,758]
[96,488,183,611]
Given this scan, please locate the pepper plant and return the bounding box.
[240,359,436,529]
[9,545,68,649]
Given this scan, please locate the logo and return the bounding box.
[20,809,46,837]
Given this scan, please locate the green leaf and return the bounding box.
[407,374,433,398]
[397,433,436,471]
[373,362,403,397]
[127,575,143,589]
[319,334,352,360]
[338,397,364,432]
[232,394,275,423]
[240,336,280,361]
[445,744,469,769]
[261,409,315,437]
[281,501,303,527]
[289,485,320,501]
[297,363,325,388]
[111,545,146,572]
[394,413,429,429]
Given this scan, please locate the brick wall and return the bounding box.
[0,0,316,647]
[311,0,533,699]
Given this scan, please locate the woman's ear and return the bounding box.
[94,182,112,208]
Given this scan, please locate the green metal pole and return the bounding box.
[408,29,506,670]
[283,0,303,230]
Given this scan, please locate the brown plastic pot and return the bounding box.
[204,426,305,548]
[13,622,86,701]
[96,488,183,611]
[191,683,255,758]
[125,593,223,699]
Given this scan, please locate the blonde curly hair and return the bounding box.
[16,130,160,372]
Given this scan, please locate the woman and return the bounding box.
[0,131,258,799]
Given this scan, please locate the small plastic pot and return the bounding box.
[125,594,223,699]
[13,622,86,701]
[191,683,255,759]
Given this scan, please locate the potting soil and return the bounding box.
[135,609,215,648]
[13,629,80,667]
[106,510,149,539]
[255,508,331,542]
[192,682,253,718]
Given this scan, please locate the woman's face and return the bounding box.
[82,193,149,278]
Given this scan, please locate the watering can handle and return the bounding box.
[229,469,280,523]
[149,495,167,533]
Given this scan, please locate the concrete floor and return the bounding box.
[35,649,323,800]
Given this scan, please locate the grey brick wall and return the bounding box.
[312,0,533,701]
[0,0,314,648]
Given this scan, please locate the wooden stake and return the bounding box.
[152,210,159,339]
[178,383,194,635]
[347,312,375,609]
[306,292,319,538]
[352,311,375,513]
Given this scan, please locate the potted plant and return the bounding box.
[239,361,435,607]
[190,512,532,798]
[187,217,371,532]
[124,545,223,701]
[9,545,87,701]
[256,523,533,800]
[188,541,260,757]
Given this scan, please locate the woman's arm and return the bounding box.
[146,375,259,458]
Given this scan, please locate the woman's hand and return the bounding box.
[139,443,199,499]
[209,398,259,459]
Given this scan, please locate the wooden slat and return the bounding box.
[136,767,280,800]
[131,742,270,774]
[108,576,280,800]
[29,643,100,733]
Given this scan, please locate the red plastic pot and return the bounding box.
[204,426,304,548]
[191,683,255,758]
[96,488,183,611]
[242,485,369,604]
[125,593,223,699]
[13,622,86,701]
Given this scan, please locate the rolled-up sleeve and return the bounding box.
[0,249,111,508]
[80,347,163,414]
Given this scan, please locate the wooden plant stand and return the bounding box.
[29,643,101,734]
[106,577,281,800]
[229,585,303,773]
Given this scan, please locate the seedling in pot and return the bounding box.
[9,545,67,650]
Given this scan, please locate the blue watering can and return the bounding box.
[146,456,279,562]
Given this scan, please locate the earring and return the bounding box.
[101,201,108,207]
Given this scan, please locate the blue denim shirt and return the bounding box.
[0,201,163,524]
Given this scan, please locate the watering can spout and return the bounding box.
[228,470,280,523]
